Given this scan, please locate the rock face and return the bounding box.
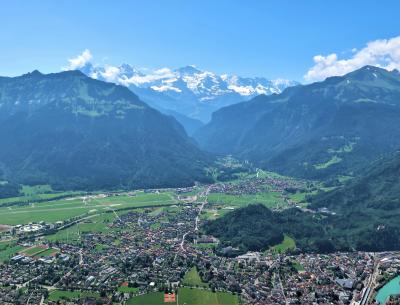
[0,70,211,190]
[195,66,400,179]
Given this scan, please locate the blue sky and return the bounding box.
[1,0,400,81]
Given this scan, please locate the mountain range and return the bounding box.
[195,66,400,180]
[77,62,297,126]
[0,70,212,191]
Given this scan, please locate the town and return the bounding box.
[0,176,399,305]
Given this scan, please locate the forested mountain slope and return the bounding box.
[195,66,400,179]
[0,70,212,191]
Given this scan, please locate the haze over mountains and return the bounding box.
[0,70,211,191]
[195,66,400,180]
[76,61,298,126]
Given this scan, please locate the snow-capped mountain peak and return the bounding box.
[76,62,298,121]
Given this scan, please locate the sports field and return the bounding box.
[21,246,47,256]
[126,292,172,305]
[36,248,59,257]
[0,191,177,225]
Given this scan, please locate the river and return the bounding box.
[376,276,400,305]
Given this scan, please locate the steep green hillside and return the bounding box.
[0,70,212,190]
[310,151,400,250]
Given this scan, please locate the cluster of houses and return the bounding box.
[1,191,399,304]
[210,176,306,196]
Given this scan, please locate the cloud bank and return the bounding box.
[304,36,400,82]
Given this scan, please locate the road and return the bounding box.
[195,186,210,232]
[277,272,289,305]
[179,186,211,251]
[180,232,189,250]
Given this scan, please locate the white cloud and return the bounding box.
[120,67,176,86]
[150,84,182,93]
[304,36,400,82]
[99,66,121,83]
[63,49,92,70]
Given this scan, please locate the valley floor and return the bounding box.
[0,170,398,305]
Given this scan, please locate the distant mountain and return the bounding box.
[195,66,400,179]
[0,70,212,191]
[78,63,298,123]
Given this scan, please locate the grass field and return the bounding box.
[314,155,343,169]
[0,192,80,206]
[288,192,307,203]
[47,290,100,302]
[117,286,139,293]
[292,261,305,272]
[46,212,119,243]
[21,246,47,256]
[21,185,53,196]
[126,288,239,305]
[0,191,177,225]
[194,243,216,250]
[182,267,209,288]
[179,288,239,305]
[36,248,59,257]
[207,191,286,210]
[0,184,81,207]
[270,235,296,253]
[0,241,24,263]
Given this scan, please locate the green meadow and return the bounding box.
[208,191,286,209]
[182,267,209,288]
[179,288,239,305]
[46,212,125,243]
[314,155,343,170]
[270,235,296,253]
[0,241,25,263]
[117,286,139,293]
[0,191,177,225]
[48,290,100,302]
